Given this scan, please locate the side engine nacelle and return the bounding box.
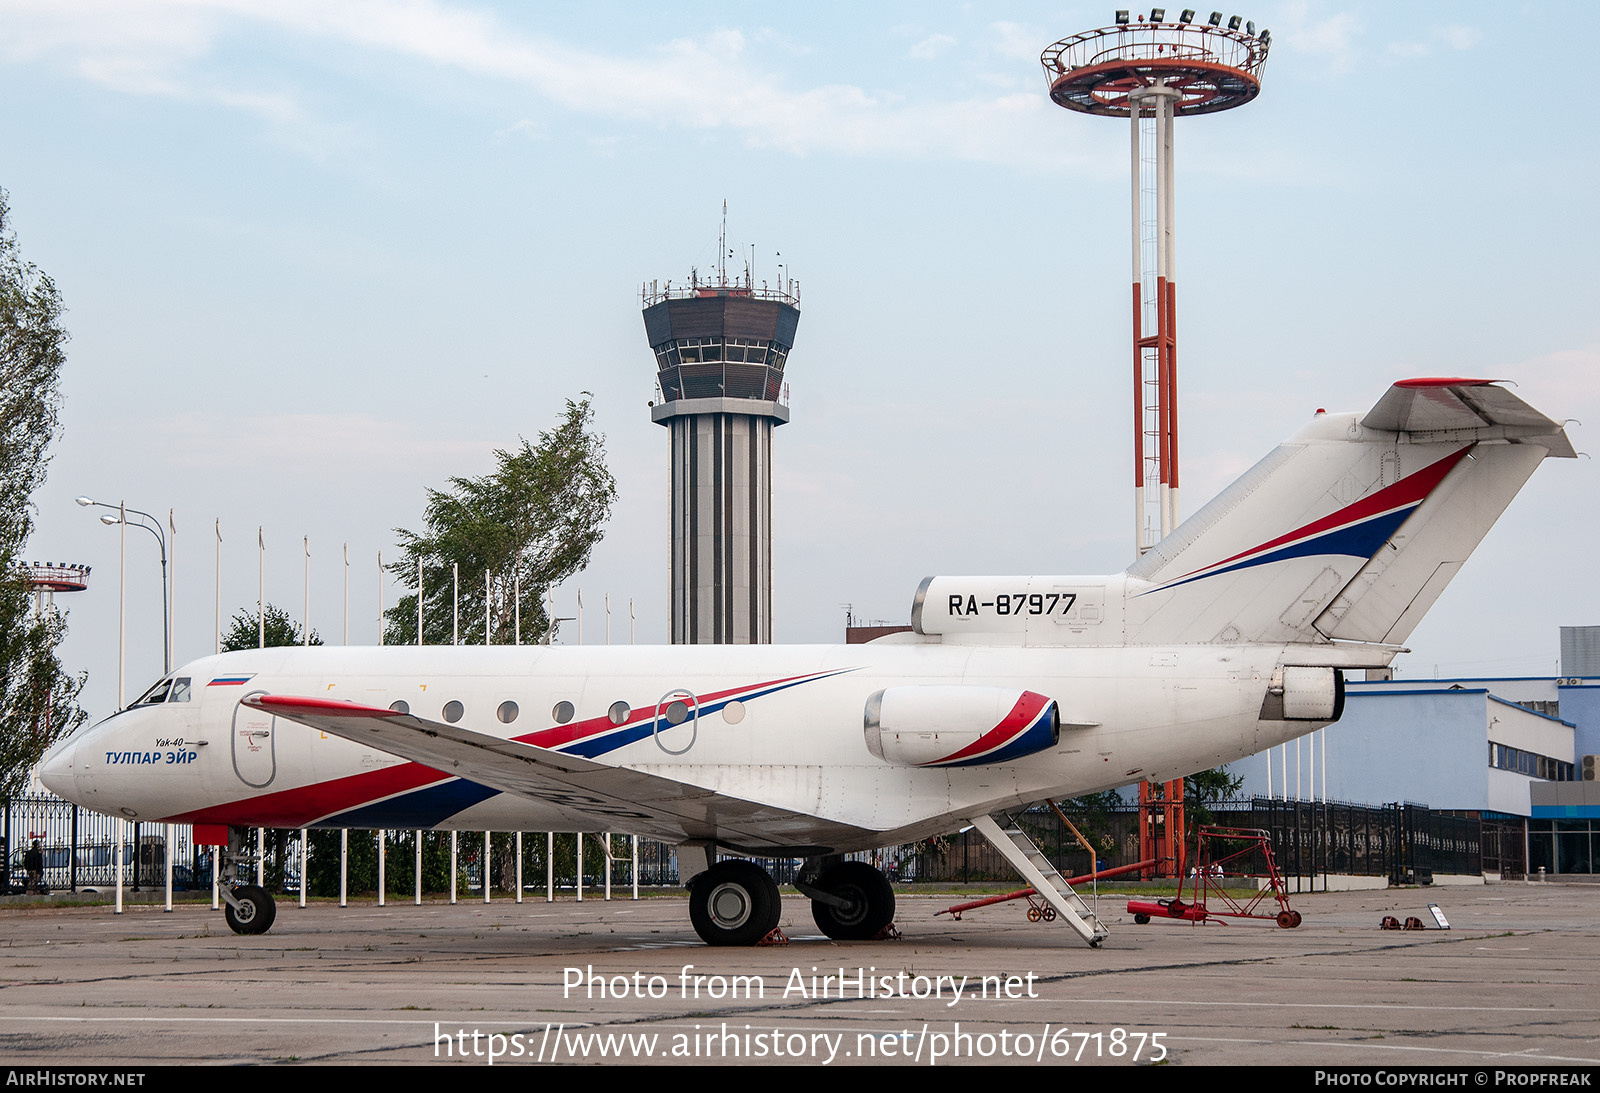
[863,685,1060,767]
[1267,666,1345,721]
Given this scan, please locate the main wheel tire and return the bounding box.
[809,861,894,941]
[224,885,277,935]
[689,861,778,947]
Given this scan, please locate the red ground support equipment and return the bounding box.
[1126,824,1300,928]
[938,859,1158,922]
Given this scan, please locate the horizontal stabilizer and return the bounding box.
[1124,380,1571,647]
[1362,378,1576,457]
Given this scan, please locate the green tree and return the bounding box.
[304,829,462,898]
[383,396,616,646]
[0,189,84,795]
[1184,766,1246,827]
[219,604,321,652]
[217,602,319,890]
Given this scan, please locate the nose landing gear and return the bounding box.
[219,826,278,936]
[224,884,277,934]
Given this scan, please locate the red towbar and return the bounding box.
[937,859,1158,921]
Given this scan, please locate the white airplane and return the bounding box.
[39,379,1573,948]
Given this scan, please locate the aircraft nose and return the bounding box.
[37,737,78,800]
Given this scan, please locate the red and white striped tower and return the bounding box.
[1042,10,1269,555]
[1042,10,1269,877]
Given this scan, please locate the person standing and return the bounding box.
[23,840,45,894]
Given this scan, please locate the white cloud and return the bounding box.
[0,0,1108,172]
[908,33,956,61]
[135,412,489,477]
[1274,2,1362,66]
[493,117,544,141]
[1387,23,1483,59]
[988,21,1045,62]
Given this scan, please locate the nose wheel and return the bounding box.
[219,825,279,935]
[223,884,277,935]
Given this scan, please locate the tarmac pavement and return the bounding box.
[0,882,1595,1067]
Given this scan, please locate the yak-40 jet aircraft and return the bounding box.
[41,379,1573,947]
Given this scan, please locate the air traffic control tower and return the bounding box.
[642,256,799,645]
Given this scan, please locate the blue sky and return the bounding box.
[2,1,1595,721]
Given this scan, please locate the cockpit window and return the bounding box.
[131,676,193,705]
[133,678,172,705]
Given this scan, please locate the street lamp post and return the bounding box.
[78,497,170,676]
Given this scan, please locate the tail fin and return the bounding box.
[1124,379,1573,647]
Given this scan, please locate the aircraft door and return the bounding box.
[652,689,700,755]
[231,691,277,788]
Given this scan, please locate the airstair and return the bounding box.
[969,813,1110,947]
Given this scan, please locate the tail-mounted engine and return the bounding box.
[864,686,1060,767]
[1260,666,1345,722]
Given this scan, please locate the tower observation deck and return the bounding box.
[643,261,799,645]
[1042,10,1269,555]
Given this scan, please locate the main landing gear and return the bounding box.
[797,858,897,942]
[683,855,899,946]
[688,860,782,946]
[220,825,278,936]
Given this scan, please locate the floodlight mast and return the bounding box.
[1041,12,1269,554]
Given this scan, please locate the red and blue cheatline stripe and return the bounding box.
[518,667,858,759]
[169,667,858,829]
[1145,445,1473,595]
[207,675,254,687]
[920,691,1059,768]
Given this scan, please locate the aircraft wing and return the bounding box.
[243,694,861,854]
[1362,378,1577,457]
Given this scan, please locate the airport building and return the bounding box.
[1226,626,1600,876]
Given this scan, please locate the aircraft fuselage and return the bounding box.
[42,639,1323,854]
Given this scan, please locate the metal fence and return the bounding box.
[1,793,204,892]
[2,792,1486,898]
[886,797,1483,890]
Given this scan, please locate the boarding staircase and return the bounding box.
[969,813,1110,947]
